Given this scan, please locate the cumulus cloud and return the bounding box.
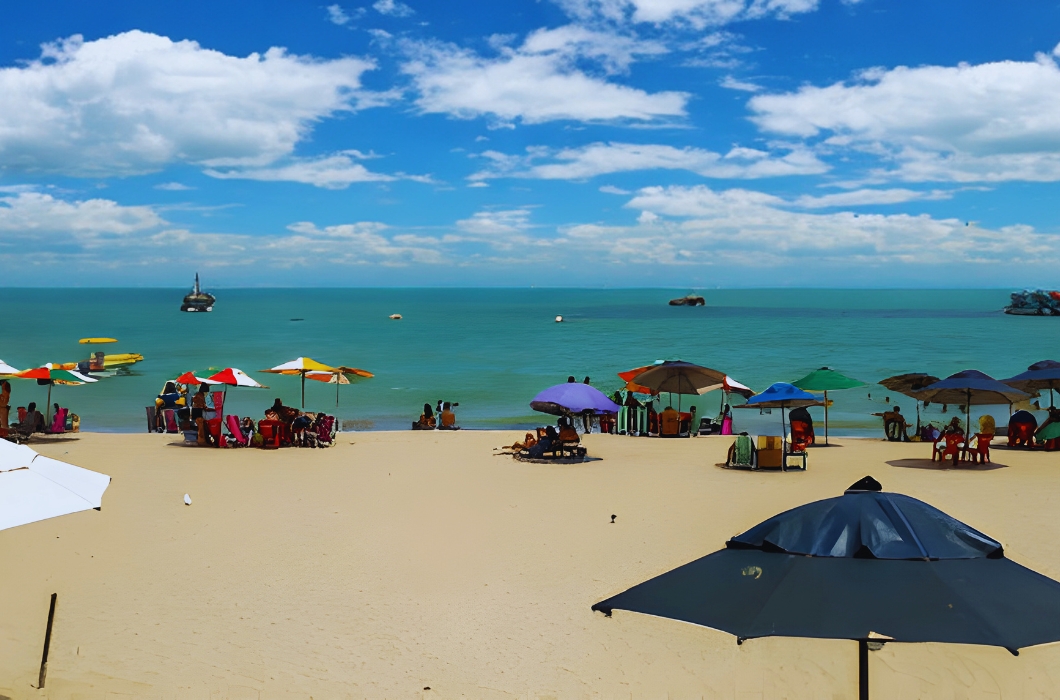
[205,152,399,188]
[373,0,415,16]
[720,75,762,92]
[401,27,687,124]
[0,191,164,237]
[0,31,384,177]
[553,184,1060,269]
[0,190,448,273]
[554,0,819,28]
[749,52,1060,182]
[469,142,828,180]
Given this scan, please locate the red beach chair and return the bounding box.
[257,419,284,448]
[964,433,993,463]
[225,415,248,447]
[205,417,223,447]
[163,409,179,434]
[789,420,814,453]
[933,433,965,466]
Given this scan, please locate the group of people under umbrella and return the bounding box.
[151,357,372,448]
[527,359,1060,470]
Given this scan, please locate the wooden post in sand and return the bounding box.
[38,592,57,689]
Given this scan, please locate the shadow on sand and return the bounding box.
[887,458,1007,472]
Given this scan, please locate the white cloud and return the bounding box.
[327,4,351,24]
[720,75,762,92]
[749,52,1060,182]
[555,184,1060,268]
[469,142,828,180]
[401,28,687,124]
[790,188,957,208]
[0,191,163,237]
[154,182,195,191]
[0,31,383,177]
[554,0,819,28]
[455,208,533,236]
[205,152,398,188]
[599,185,632,194]
[373,0,414,16]
[0,190,447,271]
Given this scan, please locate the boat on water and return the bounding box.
[181,273,216,312]
[1005,289,1060,316]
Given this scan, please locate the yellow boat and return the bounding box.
[55,352,145,371]
[79,338,117,344]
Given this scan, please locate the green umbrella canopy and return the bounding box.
[792,367,865,392]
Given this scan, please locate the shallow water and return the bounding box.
[0,288,1054,434]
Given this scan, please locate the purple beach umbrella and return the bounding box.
[530,383,621,416]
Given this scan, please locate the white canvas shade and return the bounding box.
[0,439,111,532]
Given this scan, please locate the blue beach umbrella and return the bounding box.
[913,370,1029,434]
[1003,360,1060,407]
[530,383,621,416]
[737,382,821,441]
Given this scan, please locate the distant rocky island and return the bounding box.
[668,294,705,306]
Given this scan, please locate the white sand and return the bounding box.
[1,431,1059,699]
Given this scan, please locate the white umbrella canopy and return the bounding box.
[0,440,111,532]
[0,359,21,375]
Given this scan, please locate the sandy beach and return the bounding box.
[1,431,1059,699]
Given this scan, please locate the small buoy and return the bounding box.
[184,493,192,506]
[555,315,563,323]
[390,314,402,320]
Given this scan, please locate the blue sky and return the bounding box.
[2,0,1060,287]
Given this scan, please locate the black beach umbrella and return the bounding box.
[1003,360,1060,407]
[592,477,1060,699]
[879,372,941,433]
[913,370,1029,435]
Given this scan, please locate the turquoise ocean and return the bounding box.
[0,288,1055,435]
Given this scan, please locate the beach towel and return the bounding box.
[729,435,754,466]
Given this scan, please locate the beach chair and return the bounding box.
[757,436,784,469]
[162,409,180,434]
[204,417,223,446]
[211,391,224,418]
[225,415,249,447]
[963,433,994,463]
[789,420,813,452]
[932,433,965,466]
[725,434,756,468]
[257,419,284,449]
[316,415,336,447]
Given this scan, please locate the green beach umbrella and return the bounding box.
[791,367,865,445]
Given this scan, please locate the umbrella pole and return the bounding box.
[336,377,340,408]
[824,389,829,446]
[46,383,53,423]
[858,640,869,700]
[301,372,306,410]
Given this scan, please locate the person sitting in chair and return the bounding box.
[439,402,458,430]
[788,406,816,445]
[660,405,680,436]
[527,426,558,458]
[21,402,45,434]
[875,406,910,441]
[942,416,965,436]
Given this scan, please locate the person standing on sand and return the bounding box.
[0,380,9,430]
